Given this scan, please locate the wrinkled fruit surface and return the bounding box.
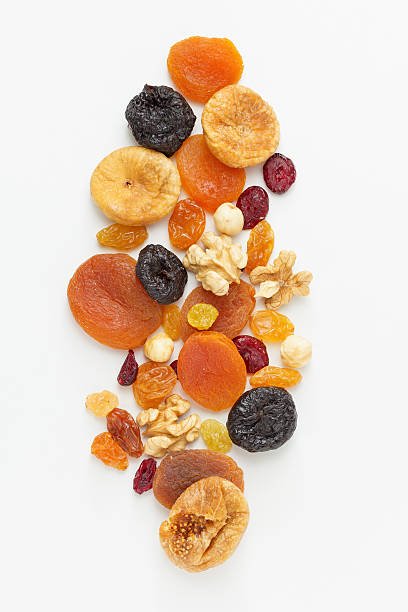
[178,332,247,411]
[133,458,157,494]
[168,199,206,250]
[250,366,302,388]
[250,310,294,342]
[106,408,143,457]
[68,254,161,349]
[117,350,138,386]
[263,153,296,194]
[167,36,244,103]
[227,387,297,452]
[160,477,249,572]
[200,419,232,453]
[96,223,147,251]
[246,220,274,273]
[176,135,246,213]
[236,186,269,229]
[187,303,219,330]
[91,432,129,470]
[161,304,182,341]
[86,390,118,417]
[136,244,187,305]
[232,335,269,374]
[133,362,177,409]
[180,282,255,341]
[153,449,244,508]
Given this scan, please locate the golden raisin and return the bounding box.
[86,390,118,417]
[168,199,206,250]
[200,419,232,453]
[246,220,274,273]
[133,362,177,409]
[91,432,128,470]
[250,365,302,388]
[187,303,219,330]
[162,304,182,341]
[96,224,148,251]
[250,310,294,342]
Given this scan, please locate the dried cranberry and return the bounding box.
[232,335,269,374]
[133,458,157,494]
[170,360,178,377]
[263,153,296,194]
[236,186,269,229]
[117,350,138,386]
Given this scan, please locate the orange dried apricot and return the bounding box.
[250,310,294,342]
[250,365,302,388]
[246,220,274,273]
[133,362,177,409]
[67,254,161,349]
[176,135,246,214]
[168,199,206,250]
[167,36,243,104]
[161,304,182,341]
[96,223,147,251]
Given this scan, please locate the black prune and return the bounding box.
[136,244,187,305]
[125,85,196,157]
[226,387,297,452]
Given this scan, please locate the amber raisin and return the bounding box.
[91,432,128,470]
[133,362,177,409]
[246,220,274,273]
[168,199,206,250]
[106,408,143,457]
[250,365,302,388]
[250,310,294,342]
[96,224,148,251]
[200,419,232,453]
[162,304,182,341]
[187,303,219,330]
[86,390,118,417]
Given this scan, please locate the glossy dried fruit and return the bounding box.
[250,366,302,388]
[168,199,206,250]
[136,244,187,305]
[133,362,177,409]
[68,254,161,349]
[167,36,244,103]
[125,84,196,157]
[236,186,269,230]
[232,335,269,374]
[246,220,274,273]
[180,282,255,341]
[176,135,246,214]
[117,350,138,386]
[250,310,294,342]
[96,223,147,251]
[161,304,182,341]
[159,476,249,572]
[90,146,180,226]
[227,387,297,452]
[202,85,280,168]
[200,419,232,453]
[91,432,128,470]
[153,449,244,509]
[106,408,143,457]
[86,390,118,417]
[263,153,296,194]
[187,303,219,330]
[178,331,247,411]
[133,458,157,494]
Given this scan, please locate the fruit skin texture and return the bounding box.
[67,254,161,349]
[237,186,269,230]
[246,220,275,273]
[167,36,243,104]
[187,303,219,331]
[90,146,181,226]
[178,331,247,411]
[117,350,138,386]
[133,458,157,494]
[106,408,144,457]
[96,224,147,251]
[91,432,129,470]
[133,362,177,409]
[86,390,118,417]
[176,135,246,214]
[168,199,206,250]
[180,282,255,341]
[232,335,269,374]
[263,153,296,194]
[153,449,244,509]
[249,366,302,389]
[125,84,196,157]
[161,304,182,341]
[227,387,297,452]
[200,419,232,453]
[136,244,187,305]
[250,310,294,343]
[159,476,249,572]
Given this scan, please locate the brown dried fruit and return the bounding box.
[106,408,143,457]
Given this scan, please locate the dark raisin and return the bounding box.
[263,153,296,194]
[136,244,187,304]
[232,335,269,374]
[236,186,269,229]
[117,349,138,386]
[106,408,143,458]
[133,458,157,494]
[170,360,178,377]
[226,387,297,452]
[125,85,196,157]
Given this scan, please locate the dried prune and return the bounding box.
[232,335,269,374]
[227,387,297,452]
[236,186,269,229]
[136,244,187,304]
[106,408,143,457]
[133,458,157,494]
[263,153,296,194]
[117,350,138,386]
[125,85,196,157]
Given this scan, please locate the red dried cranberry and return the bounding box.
[263,153,296,194]
[117,350,138,386]
[170,360,178,377]
[236,186,269,229]
[232,335,269,374]
[133,458,157,494]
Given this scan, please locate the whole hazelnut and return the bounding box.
[214,203,244,237]
[281,335,312,368]
[144,332,174,363]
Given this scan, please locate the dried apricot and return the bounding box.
[176,135,246,214]
[187,304,219,331]
[106,408,144,457]
[96,223,147,251]
[161,304,181,341]
[67,254,161,349]
[91,432,128,470]
[168,199,206,250]
[153,449,244,509]
[200,419,232,453]
[249,366,302,388]
[133,362,177,409]
[250,310,294,342]
[178,331,247,411]
[180,282,255,341]
[246,220,274,273]
[167,36,243,104]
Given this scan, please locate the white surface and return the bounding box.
[1,1,407,610]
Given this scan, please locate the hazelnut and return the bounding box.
[281,334,312,368]
[144,332,174,363]
[213,203,244,236]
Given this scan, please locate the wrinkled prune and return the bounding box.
[232,335,269,374]
[133,458,157,494]
[227,387,297,452]
[136,244,187,304]
[125,85,196,157]
[117,350,138,386]
[237,186,269,229]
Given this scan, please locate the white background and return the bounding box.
[1,1,407,610]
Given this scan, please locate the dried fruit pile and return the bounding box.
[68,35,314,573]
